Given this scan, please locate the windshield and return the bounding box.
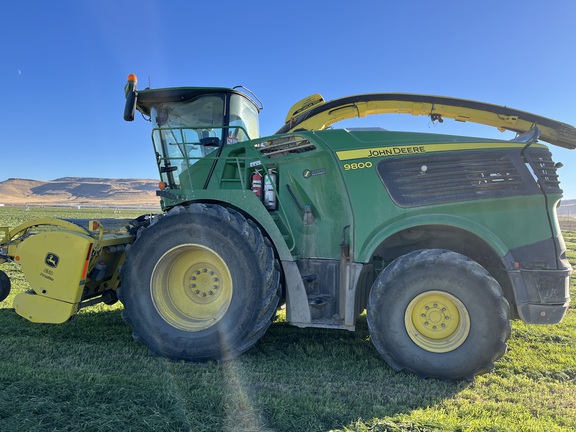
[152,95,225,155]
[151,95,224,188]
[150,92,260,189]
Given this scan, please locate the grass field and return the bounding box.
[0,207,575,432]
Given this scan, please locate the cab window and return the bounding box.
[228,94,259,143]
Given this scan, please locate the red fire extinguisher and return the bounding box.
[251,170,263,200]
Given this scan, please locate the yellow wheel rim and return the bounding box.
[404,290,470,353]
[151,244,233,332]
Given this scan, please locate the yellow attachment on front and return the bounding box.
[14,230,93,323]
[13,293,79,324]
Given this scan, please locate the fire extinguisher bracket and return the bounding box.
[264,169,278,211]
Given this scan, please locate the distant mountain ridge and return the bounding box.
[558,199,576,216]
[1,177,574,213]
[0,177,160,207]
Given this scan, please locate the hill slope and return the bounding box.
[0,177,159,207]
[1,177,574,212]
[558,199,576,216]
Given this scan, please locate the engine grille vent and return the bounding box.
[524,148,562,194]
[256,136,316,158]
[377,152,538,207]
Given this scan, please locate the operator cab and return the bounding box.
[124,74,261,189]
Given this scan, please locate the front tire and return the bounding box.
[119,204,280,361]
[367,249,510,380]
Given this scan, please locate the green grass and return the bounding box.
[1,207,575,432]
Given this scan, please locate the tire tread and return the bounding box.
[119,204,280,362]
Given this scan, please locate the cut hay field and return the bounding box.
[0,207,575,432]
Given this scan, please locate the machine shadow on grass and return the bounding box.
[0,306,466,432]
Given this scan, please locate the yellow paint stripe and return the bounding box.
[336,142,547,161]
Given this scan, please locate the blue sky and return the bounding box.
[2,1,576,198]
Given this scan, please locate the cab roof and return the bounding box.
[135,87,254,117]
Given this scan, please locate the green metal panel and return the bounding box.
[257,142,352,260]
[161,126,561,268]
[310,129,558,263]
[206,133,355,261]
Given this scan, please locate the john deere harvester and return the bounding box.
[1,74,574,380]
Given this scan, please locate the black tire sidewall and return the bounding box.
[122,208,267,360]
[368,250,508,379]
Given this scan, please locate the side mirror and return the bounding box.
[124,91,137,121]
[200,137,220,147]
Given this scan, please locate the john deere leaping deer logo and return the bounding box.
[45,253,59,268]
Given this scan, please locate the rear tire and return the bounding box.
[367,249,510,380]
[119,204,280,361]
